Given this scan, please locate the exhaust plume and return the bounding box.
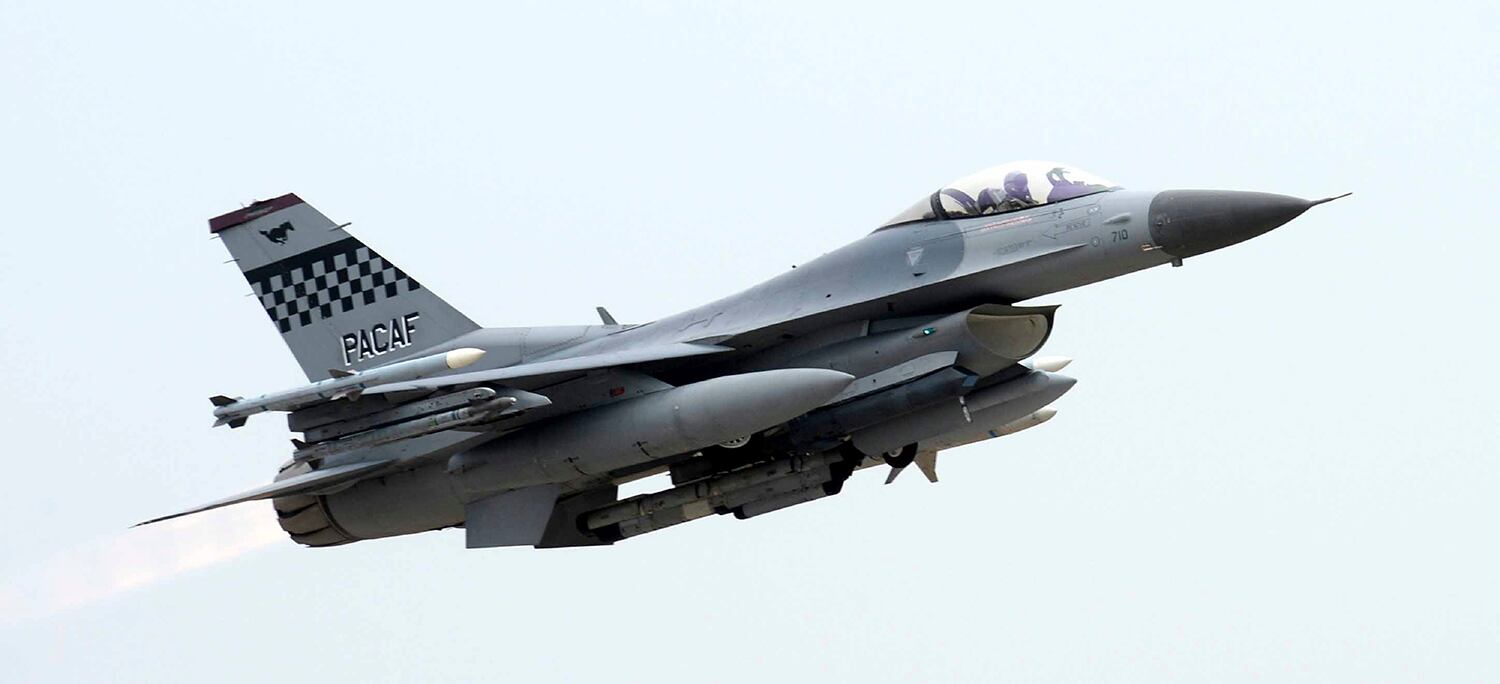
[0,503,284,627]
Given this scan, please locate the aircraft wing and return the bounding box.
[135,460,392,527]
[361,342,734,395]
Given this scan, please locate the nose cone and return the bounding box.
[1148,190,1316,258]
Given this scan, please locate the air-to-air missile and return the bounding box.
[850,369,1076,456]
[924,407,1059,452]
[289,395,519,464]
[209,348,486,427]
[296,387,503,443]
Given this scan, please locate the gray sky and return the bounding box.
[1,1,1497,681]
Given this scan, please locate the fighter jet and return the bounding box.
[141,161,1346,548]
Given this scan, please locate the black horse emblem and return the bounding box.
[260,221,295,245]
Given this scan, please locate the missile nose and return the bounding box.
[1148,190,1329,259]
[1030,355,1073,372]
[444,347,486,369]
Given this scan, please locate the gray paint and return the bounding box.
[851,371,1077,455]
[1148,190,1318,258]
[148,177,1340,548]
[213,198,480,379]
[464,485,561,548]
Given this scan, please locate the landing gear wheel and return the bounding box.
[882,443,918,470]
[882,443,919,485]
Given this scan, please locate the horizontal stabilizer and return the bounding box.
[134,460,390,527]
[363,342,734,394]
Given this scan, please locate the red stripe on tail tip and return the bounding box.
[208,193,305,233]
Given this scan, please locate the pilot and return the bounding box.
[1045,167,1099,202]
[976,171,1039,213]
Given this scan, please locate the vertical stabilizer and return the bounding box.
[210,194,479,380]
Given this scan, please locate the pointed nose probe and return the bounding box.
[1147,190,1348,259]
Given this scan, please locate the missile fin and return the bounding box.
[328,368,357,379]
[209,395,238,407]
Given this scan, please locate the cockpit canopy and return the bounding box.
[881,161,1118,229]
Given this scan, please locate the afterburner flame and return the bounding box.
[0,504,283,627]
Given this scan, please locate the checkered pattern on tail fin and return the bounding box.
[243,237,420,334]
[209,194,479,381]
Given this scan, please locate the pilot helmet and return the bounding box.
[1003,171,1033,201]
